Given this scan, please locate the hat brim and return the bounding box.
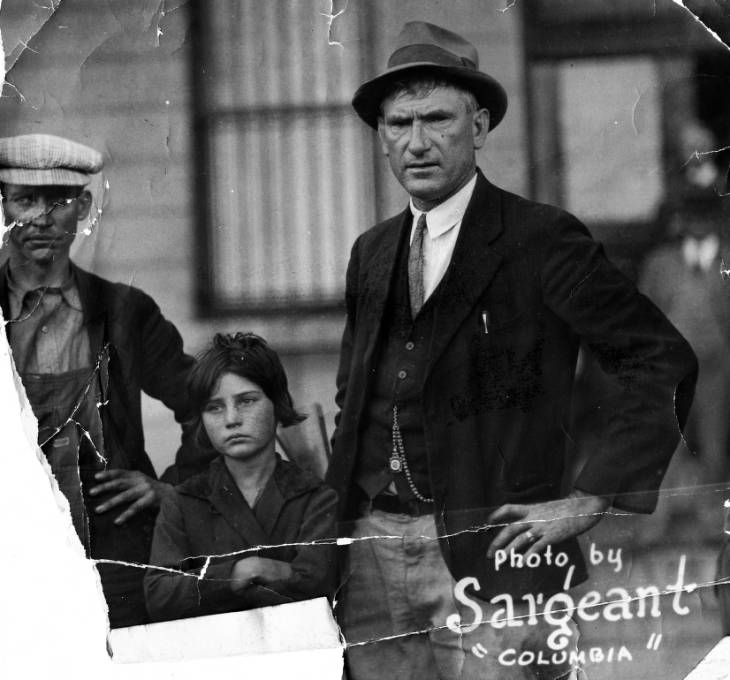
[352,63,508,130]
[0,167,92,187]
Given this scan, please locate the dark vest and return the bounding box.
[354,223,441,501]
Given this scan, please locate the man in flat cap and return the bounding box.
[327,22,698,679]
[0,133,195,628]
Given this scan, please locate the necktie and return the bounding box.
[408,213,427,318]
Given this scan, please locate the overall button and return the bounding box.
[405,341,415,351]
[397,370,407,380]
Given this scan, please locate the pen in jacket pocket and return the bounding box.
[481,310,489,334]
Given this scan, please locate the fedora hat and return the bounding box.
[352,22,508,130]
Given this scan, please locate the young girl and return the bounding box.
[144,333,337,622]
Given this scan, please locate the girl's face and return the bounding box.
[201,372,277,462]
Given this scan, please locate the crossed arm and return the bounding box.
[144,486,337,622]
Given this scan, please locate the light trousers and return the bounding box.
[339,509,581,680]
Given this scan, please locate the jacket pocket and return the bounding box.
[500,479,559,504]
[475,308,524,336]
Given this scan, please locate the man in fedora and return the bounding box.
[327,22,697,679]
[0,133,196,628]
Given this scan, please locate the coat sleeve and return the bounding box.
[718,537,730,635]
[130,290,209,479]
[145,485,339,622]
[327,236,363,512]
[276,485,339,601]
[144,493,242,621]
[541,213,698,512]
[333,235,362,434]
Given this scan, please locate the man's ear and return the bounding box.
[75,189,92,221]
[473,108,490,150]
[377,121,389,156]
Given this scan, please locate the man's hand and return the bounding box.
[486,491,611,559]
[88,469,173,525]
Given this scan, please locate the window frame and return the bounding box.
[189,0,379,318]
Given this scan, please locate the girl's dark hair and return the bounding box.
[187,332,306,453]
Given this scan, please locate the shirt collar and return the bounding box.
[6,267,83,312]
[409,173,477,239]
[682,234,720,272]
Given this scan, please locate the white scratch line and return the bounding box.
[671,0,730,51]
[16,39,39,55]
[720,258,730,280]
[322,0,346,49]
[198,555,212,580]
[3,81,28,104]
[631,86,643,135]
[33,0,61,12]
[681,145,730,169]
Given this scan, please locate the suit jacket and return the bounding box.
[144,456,338,622]
[327,171,698,598]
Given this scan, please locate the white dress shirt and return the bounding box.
[409,173,477,302]
[682,234,719,272]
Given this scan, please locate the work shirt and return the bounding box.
[6,270,91,374]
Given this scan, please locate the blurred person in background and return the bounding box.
[639,121,730,540]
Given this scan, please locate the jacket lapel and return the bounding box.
[72,264,106,356]
[360,209,410,369]
[205,459,271,548]
[255,468,286,539]
[0,261,10,324]
[255,457,320,537]
[427,172,504,371]
[70,264,113,413]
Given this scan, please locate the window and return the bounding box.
[556,57,663,223]
[192,0,376,314]
[523,0,726,272]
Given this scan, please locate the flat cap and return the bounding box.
[0,134,104,186]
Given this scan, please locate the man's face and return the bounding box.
[2,184,91,267]
[378,85,489,211]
